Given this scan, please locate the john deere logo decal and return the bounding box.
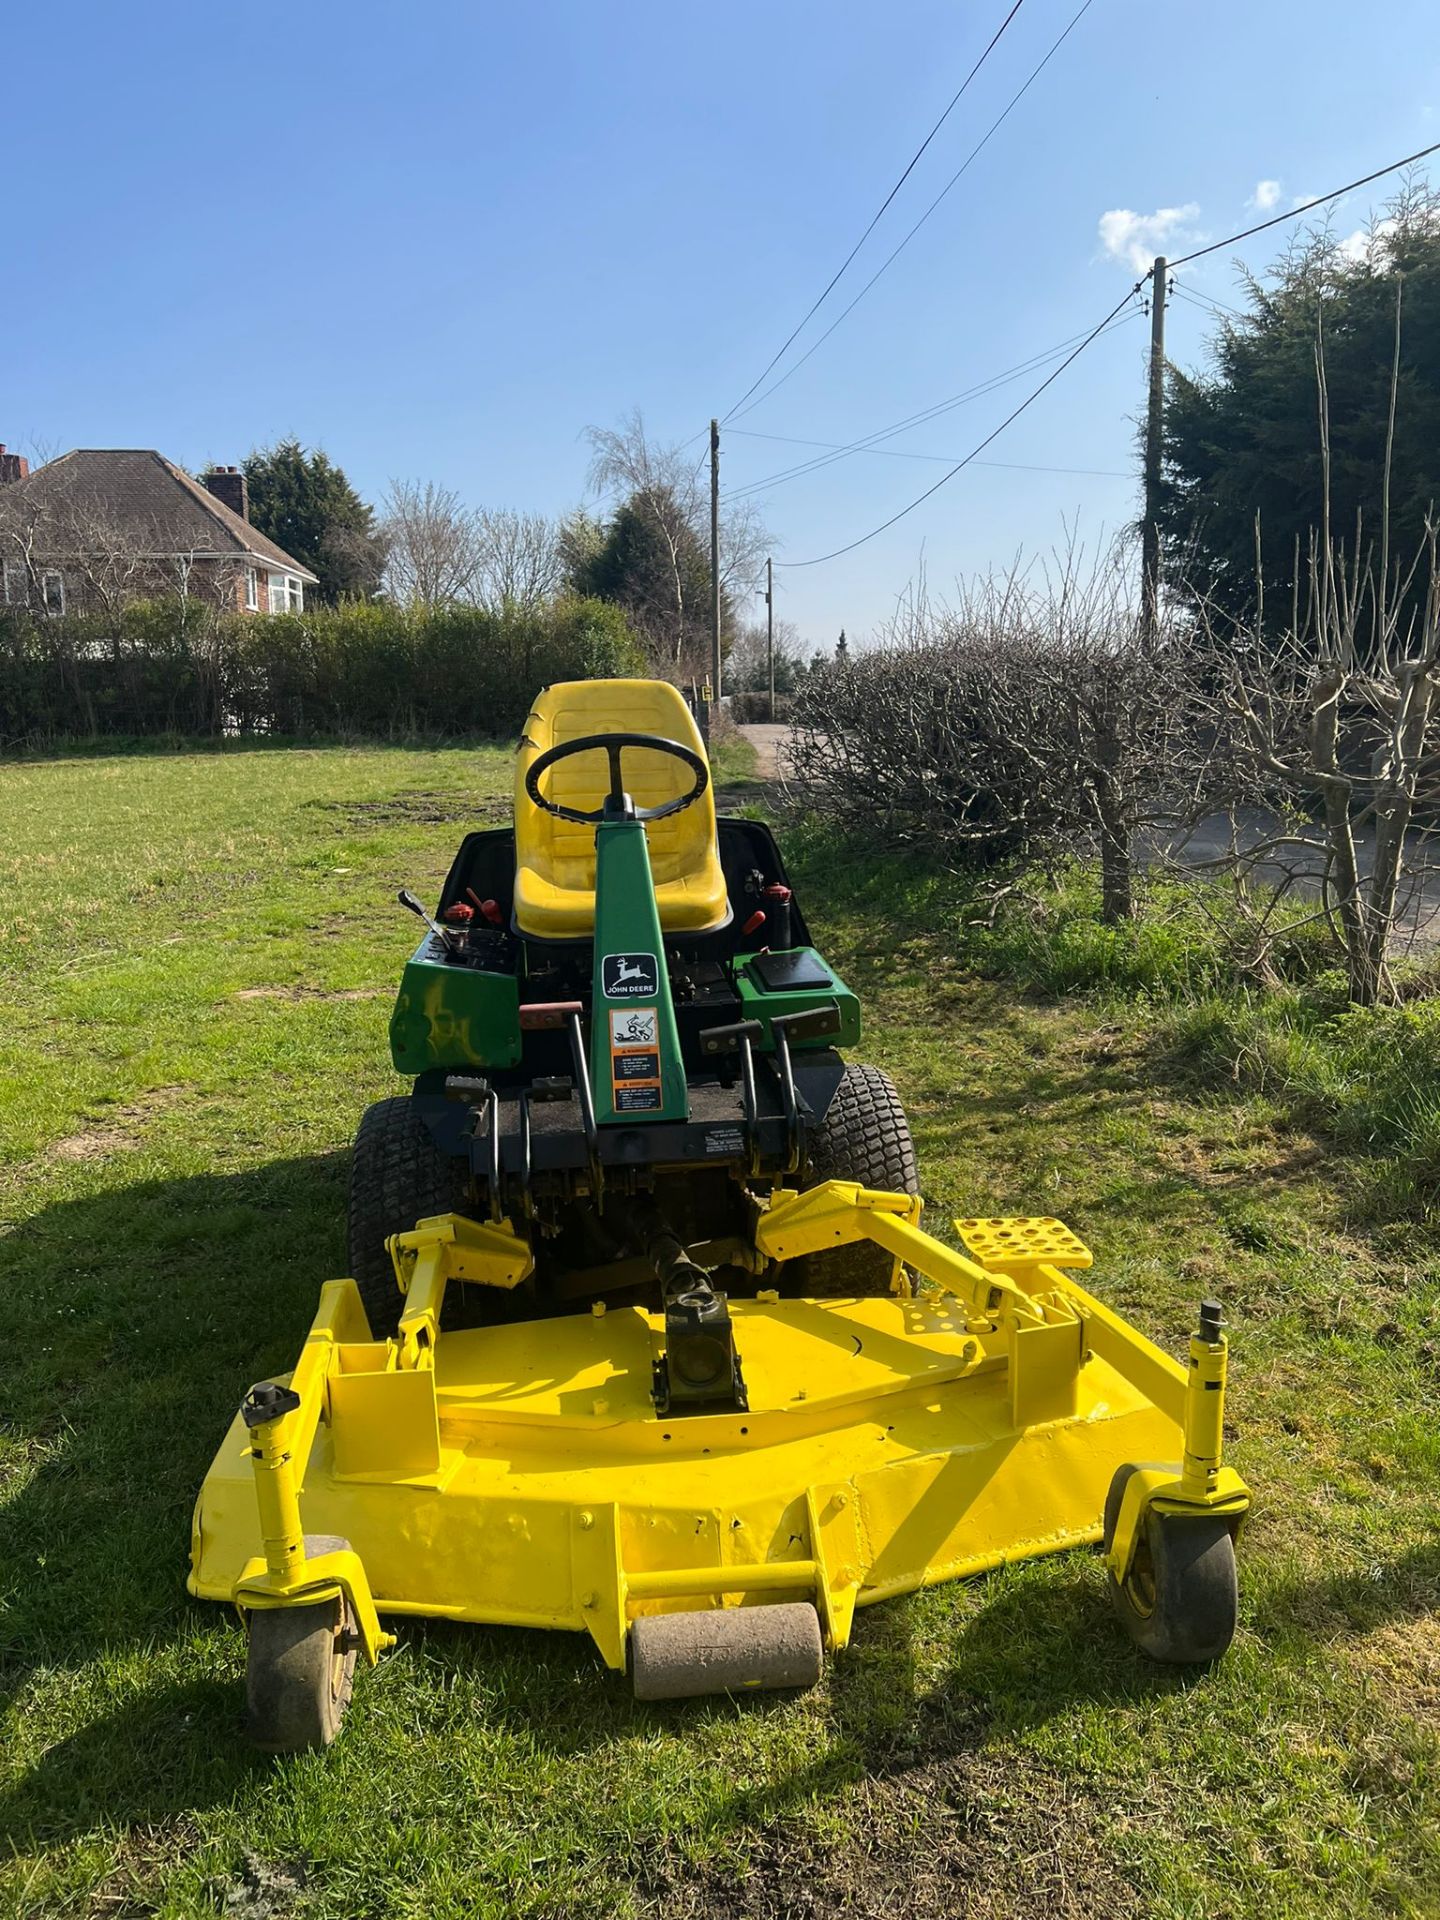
[602,952,658,999]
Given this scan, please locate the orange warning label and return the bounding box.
[610,1006,662,1112]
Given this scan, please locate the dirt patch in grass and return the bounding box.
[50,1128,138,1163]
[48,1086,187,1162]
[640,1756,1133,1920]
[311,789,507,828]
[231,986,387,1002]
[206,1850,311,1919]
[86,1816,206,1918]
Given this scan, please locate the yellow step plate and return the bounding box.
[956,1216,1092,1275]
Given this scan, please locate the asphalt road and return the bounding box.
[1164,806,1440,953]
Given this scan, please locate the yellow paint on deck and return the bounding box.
[189,1190,1250,1675]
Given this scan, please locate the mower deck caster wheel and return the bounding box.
[1103,1464,1238,1665]
[245,1594,357,1752]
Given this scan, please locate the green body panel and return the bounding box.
[590,817,688,1124]
[389,939,522,1075]
[736,949,862,1050]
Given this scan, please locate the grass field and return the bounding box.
[2,742,1438,1920]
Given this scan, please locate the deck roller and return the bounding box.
[630,1603,825,1701]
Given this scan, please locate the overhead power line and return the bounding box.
[725,310,1140,499]
[728,0,1098,425]
[777,283,1143,569]
[760,134,1440,574]
[1168,278,1248,321]
[1167,139,1440,267]
[1168,282,1244,325]
[729,427,1129,478]
[720,0,1030,424]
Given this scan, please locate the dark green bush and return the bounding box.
[0,596,643,747]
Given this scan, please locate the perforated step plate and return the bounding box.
[955,1216,1093,1275]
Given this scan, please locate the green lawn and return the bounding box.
[2,743,1437,1920]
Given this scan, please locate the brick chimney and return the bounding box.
[0,444,30,485]
[204,464,248,521]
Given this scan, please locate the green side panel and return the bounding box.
[735,948,862,1051]
[590,817,687,1124]
[389,939,522,1075]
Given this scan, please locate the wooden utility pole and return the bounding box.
[1141,254,1168,637]
[765,555,775,721]
[709,418,722,711]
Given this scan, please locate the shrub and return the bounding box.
[0,595,644,748]
[727,691,794,724]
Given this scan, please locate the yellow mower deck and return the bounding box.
[190,1184,1248,1678]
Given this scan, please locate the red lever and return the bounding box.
[443,902,475,924]
[763,883,792,901]
[466,887,504,926]
[742,909,767,937]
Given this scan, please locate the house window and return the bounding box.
[1,561,23,606]
[266,572,304,614]
[41,570,65,617]
[244,565,259,612]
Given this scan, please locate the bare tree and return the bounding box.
[727,616,806,696]
[1188,518,1440,1004]
[583,410,769,673]
[473,507,563,613]
[0,485,244,621]
[379,479,485,606]
[789,539,1201,922]
[1172,283,1440,1005]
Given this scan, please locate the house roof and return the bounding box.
[1,449,320,582]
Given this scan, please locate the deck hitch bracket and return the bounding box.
[638,1211,748,1415]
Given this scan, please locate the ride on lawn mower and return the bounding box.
[190,678,1251,1750]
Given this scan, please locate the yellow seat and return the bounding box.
[513,679,730,939]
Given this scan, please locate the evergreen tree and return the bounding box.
[244,440,387,604]
[568,487,727,669]
[1158,183,1440,628]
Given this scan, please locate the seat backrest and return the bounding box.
[514,679,719,895]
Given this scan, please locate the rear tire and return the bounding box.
[348,1097,470,1335]
[788,1065,918,1296]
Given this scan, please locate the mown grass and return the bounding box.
[1,750,1438,1919]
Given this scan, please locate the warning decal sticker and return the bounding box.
[609,1005,663,1112]
[610,1007,657,1046]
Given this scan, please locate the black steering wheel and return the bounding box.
[524,731,709,826]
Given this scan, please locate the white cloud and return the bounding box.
[1338,215,1398,264]
[1249,179,1282,212]
[1096,202,1203,273]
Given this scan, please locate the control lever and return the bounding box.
[699,1017,764,1173]
[397,887,460,952]
[771,1004,842,1174]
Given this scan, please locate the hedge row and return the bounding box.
[0,596,645,746]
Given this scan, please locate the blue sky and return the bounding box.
[7,0,1438,643]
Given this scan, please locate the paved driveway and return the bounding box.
[737,723,793,781]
